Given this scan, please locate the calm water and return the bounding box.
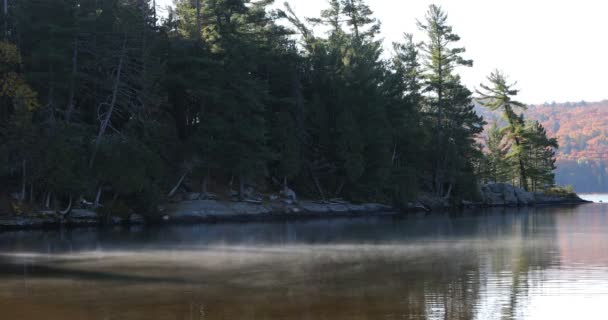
[1,203,608,319]
[579,193,608,203]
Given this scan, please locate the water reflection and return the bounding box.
[0,204,606,319]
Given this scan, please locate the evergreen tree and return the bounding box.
[477,70,530,190]
[483,121,509,183]
[522,120,558,191]
[0,1,567,216]
[417,4,475,196]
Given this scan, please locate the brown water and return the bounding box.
[1,203,608,319]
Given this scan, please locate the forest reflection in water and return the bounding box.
[1,204,608,319]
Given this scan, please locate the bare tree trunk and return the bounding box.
[435,63,444,197]
[444,183,453,200]
[239,174,245,199]
[58,195,73,216]
[89,36,127,168]
[168,171,188,198]
[65,38,78,121]
[44,192,51,209]
[94,185,103,208]
[152,0,156,22]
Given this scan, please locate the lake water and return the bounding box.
[579,193,608,203]
[1,203,608,319]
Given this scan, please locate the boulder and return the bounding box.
[481,183,535,206]
[280,187,297,202]
[514,188,535,205]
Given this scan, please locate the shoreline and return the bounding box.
[0,196,591,232]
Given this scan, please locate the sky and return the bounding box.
[155,0,608,104]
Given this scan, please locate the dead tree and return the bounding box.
[89,36,127,168]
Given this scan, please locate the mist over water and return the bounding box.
[1,204,608,319]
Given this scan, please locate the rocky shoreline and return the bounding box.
[0,184,591,231]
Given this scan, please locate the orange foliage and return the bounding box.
[477,100,608,162]
[526,101,608,162]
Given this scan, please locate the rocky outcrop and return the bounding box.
[0,184,589,230]
[165,200,395,223]
[479,183,588,207]
[0,209,138,230]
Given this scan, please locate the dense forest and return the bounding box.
[0,0,559,216]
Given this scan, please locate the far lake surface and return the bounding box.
[2,202,608,319]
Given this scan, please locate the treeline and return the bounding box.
[0,0,558,215]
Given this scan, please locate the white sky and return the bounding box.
[156,0,608,104]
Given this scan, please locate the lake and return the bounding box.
[1,203,608,319]
[579,193,608,203]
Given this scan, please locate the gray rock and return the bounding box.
[169,200,233,219]
[514,188,535,205]
[347,204,367,213]
[299,201,331,213]
[168,200,274,220]
[328,203,349,213]
[185,192,201,201]
[417,194,450,209]
[70,209,98,220]
[280,187,297,202]
[363,203,393,212]
[38,210,57,217]
[0,217,56,228]
[503,189,518,205]
[229,202,271,215]
[481,183,535,206]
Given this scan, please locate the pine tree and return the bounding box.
[477,70,530,190]
[522,120,558,191]
[483,121,510,183]
[418,4,474,196]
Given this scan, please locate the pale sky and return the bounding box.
[156,0,608,104]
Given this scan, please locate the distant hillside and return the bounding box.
[477,100,608,193]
